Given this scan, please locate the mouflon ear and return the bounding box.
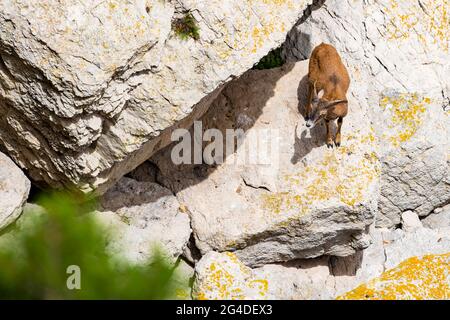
[317,89,325,99]
[312,81,325,99]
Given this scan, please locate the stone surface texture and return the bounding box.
[0,152,30,230]
[282,0,450,228]
[153,60,380,267]
[193,226,450,299]
[92,177,191,264]
[338,253,450,300]
[422,204,450,230]
[0,0,313,194]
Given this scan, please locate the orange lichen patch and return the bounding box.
[338,253,450,300]
[385,0,449,52]
[262,192,290,214]
[196,262,239,300]
[225,252,240,263]
[195,253,268,300]
[262,132,380,216]
[380,93,429,147]
[248,279,269,297]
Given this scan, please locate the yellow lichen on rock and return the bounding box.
[380,93,429,147]
[249,279,269,298]
[262,131,380,215]
[194,252,269,300]
[338,253,450,300]
[385,0,449,51]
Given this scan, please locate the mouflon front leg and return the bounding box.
[306,81,314,121]
[326,120,333,148]
[335,117,343,147]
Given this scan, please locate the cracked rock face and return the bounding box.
[0,152,30,230]
[0,0,313,194]
[193,226,450,300]
[153,60,380,267]
[282,0,450,228]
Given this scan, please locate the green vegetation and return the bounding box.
[0,192,182,299]
[172,13,200,41]
[254,47,284,70]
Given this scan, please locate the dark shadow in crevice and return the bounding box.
[148,62,296,195]
[282,0,327,62]
[328,251,363,277]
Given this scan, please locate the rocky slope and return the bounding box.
[0,0,449,300]
[0,0,313,194]
[91,177,191,265]
[152,60,379,266]
[282,0,450,228]
[193,220,450,300]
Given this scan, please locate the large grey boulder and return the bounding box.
[282,0,450,228]
[193,226,450,300]
[92,177,191,264]
[422,204,450,230]
[0,152,30,230]
[153,60,380,267]
[0,0,313,194]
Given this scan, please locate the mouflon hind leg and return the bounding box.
[326,120,333,148]
[335,117,343,147]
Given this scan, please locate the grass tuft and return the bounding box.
[254,47,284,70]
[172,13,200,41]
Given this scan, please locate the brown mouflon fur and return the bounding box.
[306,43,350,148]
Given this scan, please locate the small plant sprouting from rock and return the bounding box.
[254,48,284,70]
[172,13,200,41]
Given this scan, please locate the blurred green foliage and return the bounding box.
[254,47,284,70]
[0,192,184,299]
[172,13,200,41]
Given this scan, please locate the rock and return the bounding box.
[434,207,445,214]
[252,258,337,300]
[338,253,450,300]
[382,228,450,270]
[193,226,450,299]
[193,251,270,300]
[314,225,450,294]
[282,0,450,228]
[401,211,422,233]
[0,0,313,194]
[153,60,381,267]
[0,152,30,230]
[92,177,191,264]
[172,259,195,300]
[0,203,45,250]
[335,226,450,289]
[422,204,450,230]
